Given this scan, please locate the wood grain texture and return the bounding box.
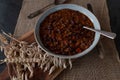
[1,0,120,80]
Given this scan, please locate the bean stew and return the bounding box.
[39,9,95,56]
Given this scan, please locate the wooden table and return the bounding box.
[1,0,120,80]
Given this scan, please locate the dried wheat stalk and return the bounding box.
[0,31,72,80]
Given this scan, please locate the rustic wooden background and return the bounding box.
[0,0,120,80]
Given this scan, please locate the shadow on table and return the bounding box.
[107,0,120,58]
[0,0,23,73]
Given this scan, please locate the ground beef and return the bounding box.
[39,9,95,55]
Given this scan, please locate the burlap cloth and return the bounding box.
[14,0,120,80]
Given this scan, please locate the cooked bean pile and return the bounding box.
[40,9,95,55]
